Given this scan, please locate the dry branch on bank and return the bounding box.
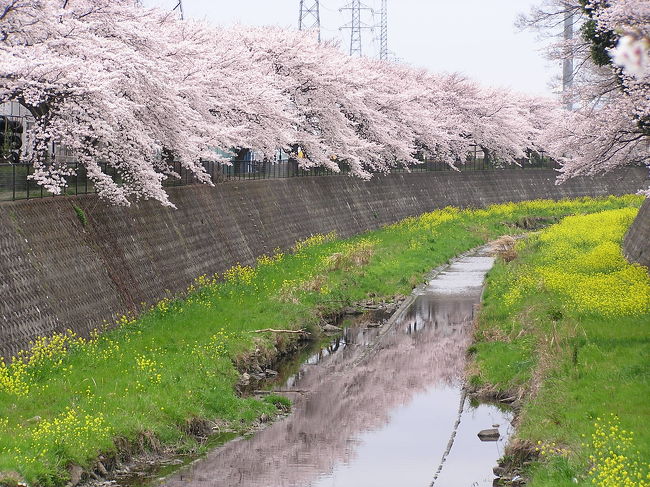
[251,329,309,335]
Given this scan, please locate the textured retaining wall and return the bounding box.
[624,198,650,269]
[1,167,647,358]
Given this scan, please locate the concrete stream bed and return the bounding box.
[147,246,511,487]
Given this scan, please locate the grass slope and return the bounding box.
[471,207,650,487]
[0,195,643,486]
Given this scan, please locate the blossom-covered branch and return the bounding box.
[1,0,561,206]
[523,0,649,196]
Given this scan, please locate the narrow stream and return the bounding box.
[158,246,509,487]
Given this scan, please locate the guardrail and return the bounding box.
[0,150,556,202]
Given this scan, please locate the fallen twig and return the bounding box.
[251,328,309,334]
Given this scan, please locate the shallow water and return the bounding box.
[154,246,508,487]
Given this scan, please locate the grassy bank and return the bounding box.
[0,195,644,486]
[470,208,650,487]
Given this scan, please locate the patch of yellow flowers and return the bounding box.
[392,206,460,231]
[0,331,86,397]
[0,319,142,397]
[0,358,29,397]
[223,263,257,285]
[3,408,112,470]
[256,248,285,267]
[587,415,649,487]
[292,232,337,253]
[192,329,235,361]
[468,195,641,221]
[135,354,162,384]
[535,440,570,457]
[505,209,650,317]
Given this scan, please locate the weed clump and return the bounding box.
[263,395,291,412]
[491,235,518,262]
[324,238,375,271]
[72,204,88,227]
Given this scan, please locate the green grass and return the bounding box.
[0,195,644,486]
[471,207,650,487]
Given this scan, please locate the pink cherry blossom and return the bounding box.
[522,0,649,196]
[1,0,566,206]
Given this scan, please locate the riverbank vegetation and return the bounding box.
[0,195,644,486]
[470,207,650,486]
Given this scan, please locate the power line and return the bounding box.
[299,0,321,43]
[340,0,374,57]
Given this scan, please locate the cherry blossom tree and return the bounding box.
[1,0,561,206]
[522,0,649,196]
[0,0,299,206]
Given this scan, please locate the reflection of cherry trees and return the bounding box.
[163,297,475,487]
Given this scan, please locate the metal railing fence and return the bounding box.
[0,149,557,202]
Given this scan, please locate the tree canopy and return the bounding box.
[522,0,649,195]
[5,0,639,206]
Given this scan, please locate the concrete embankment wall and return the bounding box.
[1,167,647,358]
[624,198,650,268]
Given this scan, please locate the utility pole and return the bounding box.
[379,0,388,60]
[563,10,574,110]
[299,0,321,43]
[340,0,373,57]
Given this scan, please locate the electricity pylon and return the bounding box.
[134,1,183,19]
[299,1,321,43]
[173,0,184,20]
[340,0,373,57]
[379,0,388,60]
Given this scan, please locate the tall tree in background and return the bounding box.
[522,0,649,195]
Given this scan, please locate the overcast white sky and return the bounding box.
[143,0,560,97]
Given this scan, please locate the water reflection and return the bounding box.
[160,251,504,487]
